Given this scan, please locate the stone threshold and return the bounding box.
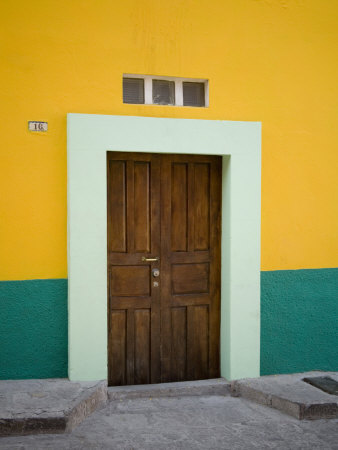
[108,378,231,401]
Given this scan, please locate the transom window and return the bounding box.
[123,74,208,107]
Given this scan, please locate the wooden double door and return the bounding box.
[107,152,221,386]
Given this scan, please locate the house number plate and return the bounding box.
[28,121,48,132]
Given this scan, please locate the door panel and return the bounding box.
[110,265,150,296]
[134,309,151,384]
[171,163,188,252]
[193,163,210,251]
[107,160,127,252]
[107,153,160,386]
[187,304,209,381]
[108,310,127,386]
[108,152,221,386]
[160,154,221,383]
[172,263,209,294]
[170,307,187,381]
[133,161,151,252]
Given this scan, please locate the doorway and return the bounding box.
[67,114,261,382]
[107,152,222,386]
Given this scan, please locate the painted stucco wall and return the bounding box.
[0,0,337,279]
[261,269,338,375]
[0,0,337,379]
[0,280,67,379]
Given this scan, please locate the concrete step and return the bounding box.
[108,378,230,401]
[231,371,338,420]
[0,379,107,437]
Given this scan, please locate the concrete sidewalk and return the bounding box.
[1,393,337,449]
[0,378,228,437]
[232,371,338,420]
[0,379,107,436]
[0,373,337,448]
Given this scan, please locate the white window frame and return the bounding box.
[123,74,209,107]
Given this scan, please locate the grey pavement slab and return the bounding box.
[0,379,107,436]
[108,378,230,400]
[231,371,338,420]
[1,395,337,449]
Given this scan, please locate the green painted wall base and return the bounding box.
[0,279,68,379]
[1,270,337,380]
[261,268,338,375]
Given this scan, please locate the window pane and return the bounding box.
[123,78,144,104]
[152,79,175,105]
[183,82,205,107]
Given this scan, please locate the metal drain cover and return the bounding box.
[303,376,338,395]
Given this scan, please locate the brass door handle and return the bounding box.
[142,257,159,262]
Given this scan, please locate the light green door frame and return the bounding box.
[67,114,261,381]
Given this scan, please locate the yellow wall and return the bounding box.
[1,0,337,280]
